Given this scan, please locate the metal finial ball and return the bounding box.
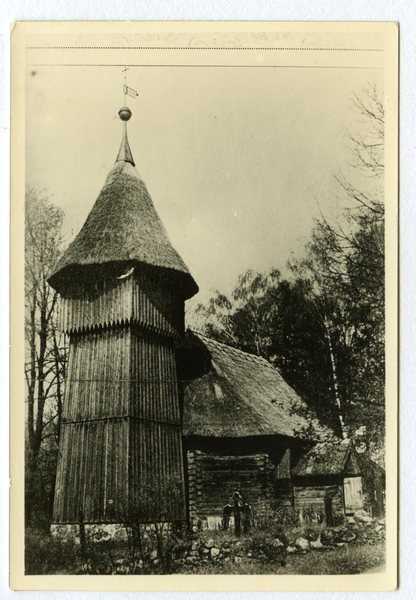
[118,107,132,121]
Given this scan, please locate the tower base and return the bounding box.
[50,521,178,543]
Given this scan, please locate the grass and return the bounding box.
[25,520,386,576]
[285,543,385,575]
[181,543,385,575]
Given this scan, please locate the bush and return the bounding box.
[25,528,79,575]
[333,509,346,526]
[301,525,322,542]
[247,529,287,563]
[302,505,325,524]
[81,523,187,575]
[25,520,187,576]
[274,505,300,526]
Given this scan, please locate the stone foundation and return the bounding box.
[190,515,237,532]
[50,522,173,543]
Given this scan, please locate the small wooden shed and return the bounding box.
[291,438,364,518]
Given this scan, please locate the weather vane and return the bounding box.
[122,66,138,106]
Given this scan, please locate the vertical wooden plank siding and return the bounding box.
[58,273,184,338]
[52,270,187,524]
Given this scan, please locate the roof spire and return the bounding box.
[116,107,135,166]
[116,68,138,166]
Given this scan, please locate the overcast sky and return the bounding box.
[25,39,383,308]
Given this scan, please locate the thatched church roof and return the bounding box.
[179,331,330,441]
[48,121,198,300]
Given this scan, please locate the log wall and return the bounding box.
[187,449,275,522]
[293,480,343,513]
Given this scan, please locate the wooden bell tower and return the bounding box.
[48,102,198,527]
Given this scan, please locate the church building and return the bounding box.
[47,102,364,535]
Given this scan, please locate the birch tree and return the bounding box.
[290,82,385,457]
[25,187,66,523]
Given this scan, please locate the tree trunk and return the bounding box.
[27,305,36,449]
[25,304,38,525]
[323,315,347,439]
[33,300,48,464]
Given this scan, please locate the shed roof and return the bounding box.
[180,331,330,441]
[292,438,362,476]
[48,122,198,300]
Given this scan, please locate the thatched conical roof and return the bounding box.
[48,117,198,300]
